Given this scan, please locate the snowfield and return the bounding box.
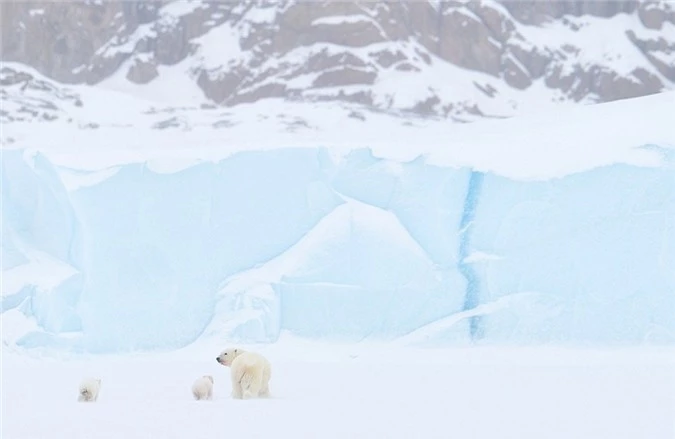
[2,339,674,439]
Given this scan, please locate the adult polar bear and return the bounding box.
[216,348,271,399]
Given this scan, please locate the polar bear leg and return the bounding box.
[231,372,243,399]
[259,367,271,397]
[259,381,270,397]
[241,371,262,399]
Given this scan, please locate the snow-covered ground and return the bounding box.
[2,339,674,439]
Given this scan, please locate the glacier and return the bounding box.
[2,141,674,353]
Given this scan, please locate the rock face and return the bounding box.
[2,0,673,118]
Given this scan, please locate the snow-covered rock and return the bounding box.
[1,0,673,119]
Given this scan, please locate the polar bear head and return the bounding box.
[216,348,245,367]
[204,375,214,384]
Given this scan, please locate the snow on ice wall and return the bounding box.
[2,147,674,352]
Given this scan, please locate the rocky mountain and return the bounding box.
[1,0,674,121]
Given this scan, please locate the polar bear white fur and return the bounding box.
[78,377,102,402]
[216,348,271,399]
[192,375,214,401]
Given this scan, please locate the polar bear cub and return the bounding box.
[78,377,102,402]
[192,375,214,401]
[216,348,271,399]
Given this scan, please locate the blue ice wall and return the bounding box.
[2,147,674,352]
[68,150,344,351]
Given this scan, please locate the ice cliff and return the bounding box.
[2,143,674,353]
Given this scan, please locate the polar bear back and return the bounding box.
[232,351,269,369]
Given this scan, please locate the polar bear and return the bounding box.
[78,377,101,402]
[216,348,271,399]
[192,375,214,401]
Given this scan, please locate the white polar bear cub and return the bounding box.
[78,377,102,402]
[216,348,271,399]
[192,375,214,401]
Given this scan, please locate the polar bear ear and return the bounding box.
[234,349,238,353]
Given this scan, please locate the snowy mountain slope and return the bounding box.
[2,0,674,119]
[3,62,673,179]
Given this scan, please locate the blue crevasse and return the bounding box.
[457,170,485,341]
